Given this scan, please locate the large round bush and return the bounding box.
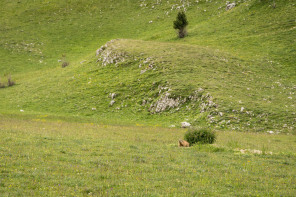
[184,127,216,145]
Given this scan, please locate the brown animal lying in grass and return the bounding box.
[178,140,190,147]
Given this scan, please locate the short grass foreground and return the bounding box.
[0,116,295,196]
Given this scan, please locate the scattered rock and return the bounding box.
[181,122,191,128]
[252,150,262,154]
[199,93,217,112]
[96,40,126,66]
[197,88,204,92]
[208,115,215,123]
[110,100,115,106]
[109,93,117,99]
[96,46,106,56]
[237,149,273,155]
[150,93,181,113]
[226,1,236,10]
[140,57,155,74]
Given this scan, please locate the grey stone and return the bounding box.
[181,122,191,128]
[109,93,116,99]
[110,100,115,106]
[226,2,236,10]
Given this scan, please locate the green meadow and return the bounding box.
[1,116,296,196]
[0,0,296,196]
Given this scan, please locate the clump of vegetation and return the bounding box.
[62,61,69,68]
[184,127,216,145]
[61,54,69,68]
[173,11,188,38]
[0,75,15,88]
[7,75,15,87]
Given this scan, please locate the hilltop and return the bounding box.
[0,0,295,133]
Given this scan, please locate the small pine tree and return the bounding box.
[173,11,188,38]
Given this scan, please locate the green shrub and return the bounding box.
[184,127,216,145]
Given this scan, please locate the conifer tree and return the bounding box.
[173,11,188,38]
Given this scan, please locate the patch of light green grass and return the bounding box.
[0,116,295,196]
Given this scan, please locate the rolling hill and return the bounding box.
[0,0,295,133]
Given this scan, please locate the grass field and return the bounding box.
[0,0,296,195]
[1,115,295,196]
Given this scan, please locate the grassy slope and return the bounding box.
[0,0,295,132]
[1,1,296,195]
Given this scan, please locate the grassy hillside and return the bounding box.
[0,0,295,132]
[1,1,296,195]
[1,116,295,196]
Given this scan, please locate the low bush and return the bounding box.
[184,127,216,145]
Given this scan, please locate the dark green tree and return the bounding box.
[173,11,188,38]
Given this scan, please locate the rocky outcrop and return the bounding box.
[149,92,183,113]
[96,40,128,66]
[149,87,217,114]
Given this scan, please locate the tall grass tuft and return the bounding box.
[7,75,15,87]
